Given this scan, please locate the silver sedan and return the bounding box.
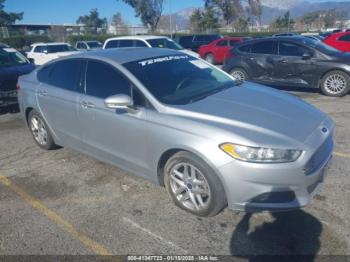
[18,48,334,217]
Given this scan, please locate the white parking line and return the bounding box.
[122,217,188,254]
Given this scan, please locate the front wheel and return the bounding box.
[204,53,216,64]
[164,151,227,217]
[320,70,350,97]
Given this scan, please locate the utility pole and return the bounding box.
[169,0,172,36]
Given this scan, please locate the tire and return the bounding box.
[320,70,350,97]
[204,53,216,64]
[230,67,248,82]
[28,110,57,150]
[164,151,227,217]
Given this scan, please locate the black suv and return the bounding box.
[0,43,35,110]
[223,37,350,97]
[174,34,222,52]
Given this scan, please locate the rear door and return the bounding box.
[248,40,278,82]
[36,59,84,148]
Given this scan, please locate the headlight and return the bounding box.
[220,143,302,163]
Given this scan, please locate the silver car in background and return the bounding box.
[18,48,334,217]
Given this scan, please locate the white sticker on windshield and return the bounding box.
[3,48,17,53]
[190,60,211,69]
[138,55,189,67]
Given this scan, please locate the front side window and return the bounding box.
[279,42,309,57]
[48,60,82,91]
[147,38,183,50]
[46,45,76,53]
[34,46,44,53]
[85,60,130,98]
[238,44,251,53]
[0,48,29,67]
[124,55,235,105]
[86,42,102,48]
[135,40,148,47]
[229,40,240,46]
[77,43,87,49]
[251,41,277,55]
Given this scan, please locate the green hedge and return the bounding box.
[0,35,51,50]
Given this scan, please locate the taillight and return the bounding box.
[16,83,21,92]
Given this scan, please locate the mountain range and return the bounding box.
[170,1,350,29]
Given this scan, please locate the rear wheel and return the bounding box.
[28,110,57,150]
[230,67,248,82]
[164,151,227,217]
[320,70,350,97]
[204,53,216,64]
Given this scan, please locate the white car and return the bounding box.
[26,43,79,65]
[75,41,103,51]
[103,35,199,58]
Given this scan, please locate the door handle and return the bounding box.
[81,101,95,109]
[249,57,255,61]
[38,90,48,96]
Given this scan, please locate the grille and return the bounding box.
[304,136,333,175]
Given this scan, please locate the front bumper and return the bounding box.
[217,128,334,213]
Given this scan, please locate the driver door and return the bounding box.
[78,59,151,176]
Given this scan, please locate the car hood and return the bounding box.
[168,82,328,146]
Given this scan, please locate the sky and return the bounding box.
[3,0,348,25]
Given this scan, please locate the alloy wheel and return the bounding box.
[324,74,347,95]
[30,115,48,146]
[231,70,246,82]
[169,163,211,211]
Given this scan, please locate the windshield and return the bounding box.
[87,42,102,48]
[147,38,183,50]
[0,48,29,67]
[46,45,76,53]
[300,37,340,55]
[124,55,235,105]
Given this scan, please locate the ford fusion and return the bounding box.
[18,48,334,217]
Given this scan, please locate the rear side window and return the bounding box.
[47,60,82,91]
[238,44,251,53]
[338,34,350,42]
[119,40,134,47]
[105,40,120,49]
[85,60,130,98]
[251,41,277,55]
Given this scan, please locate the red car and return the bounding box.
[324,32,350,52]
[199,37,246,64]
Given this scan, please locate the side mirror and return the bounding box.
[43,50,48,54]
[302,52,312,60]
[28,58,35,64]
[105,94,133,109]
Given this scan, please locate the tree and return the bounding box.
[271,11,295,31]
[189,8,203,33]
[233,17,250,32]
[118,0,163,32]
[248,0,262,28]
[76,8,107,34]
[0,0,23,26]
[111,12,129,34]
[205,0,242,26]
[202,7,220,32]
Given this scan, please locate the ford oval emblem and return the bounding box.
[321,127,328,133]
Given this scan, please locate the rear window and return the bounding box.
[0,48,29,67]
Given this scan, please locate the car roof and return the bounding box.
[106,35,168,42]
[239,36,311,44]
[31,42,70,47]
[67,47,185,64]
[328,31,349,38]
